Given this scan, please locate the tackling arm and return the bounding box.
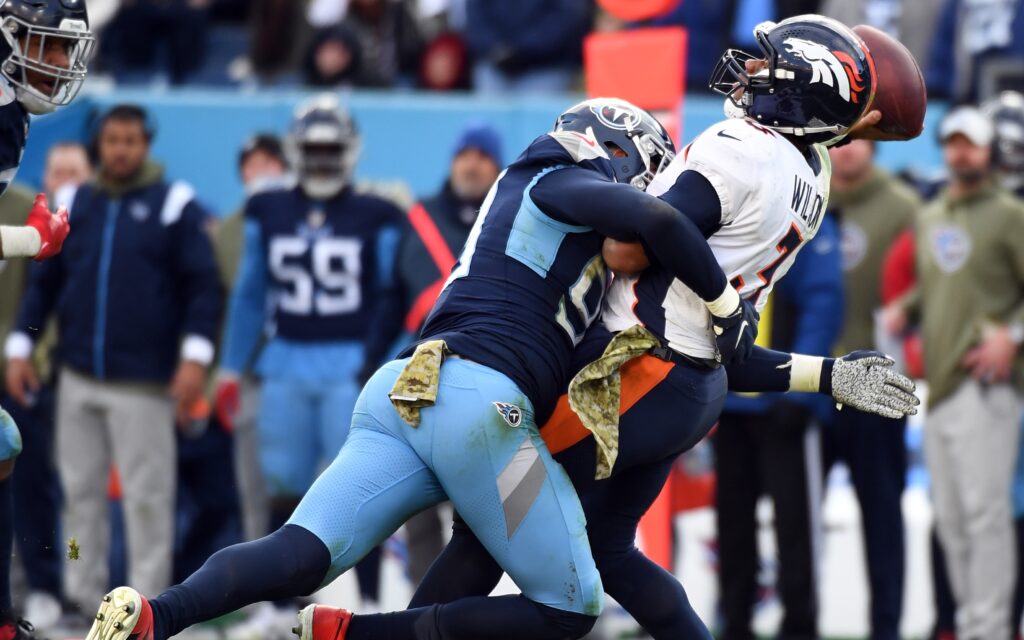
[726,345,919,419]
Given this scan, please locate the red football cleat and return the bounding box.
[293,604,353,640]
[85,587,154,640]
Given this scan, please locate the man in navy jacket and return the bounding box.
[4,105,223,613]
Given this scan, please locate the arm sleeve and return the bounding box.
[362,221,405,371]
[220,219,268,374]
[174,201,225,361]
[531,167,728,302]
[654,169,723,238]
[725,346,794,392]
[1003,209,1024,325]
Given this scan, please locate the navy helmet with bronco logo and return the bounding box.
[551,97,675,190]
[710,15,876,145]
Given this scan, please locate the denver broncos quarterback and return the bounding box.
[0,1,92,639]
[361,15,918,640]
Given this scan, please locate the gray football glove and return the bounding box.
[829,350,920,419]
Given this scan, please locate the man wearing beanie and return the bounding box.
[396,121,503,586]
[884,106,1024,640]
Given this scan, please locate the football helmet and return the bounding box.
[551,97,675,189]
[710,15,875,144]
[0,0,94,115]
[983,91,1024,190]
[286,94,361,200]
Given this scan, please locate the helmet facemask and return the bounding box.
[628,130,675,190]
[289,126,360,200]
[0,15,93,115]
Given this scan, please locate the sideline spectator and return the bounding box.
[338,0,423,88]
[102,0,211,85]
[303,24,363,87]
[826,138,920,640]
[4,105,223,613]
[5,143,93,631]
[397,122,502,585]
[214,96,403,630]
[714,212,843,640]
[926,0,1024,102]
[820,0,944,73]
[465,0,590,94]
[883,106,1024,640]
[213,133,291,543]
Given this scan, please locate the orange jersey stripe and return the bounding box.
[542,354,675,455]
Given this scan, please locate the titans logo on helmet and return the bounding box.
[493,401,523,428]
[591,100,643,132]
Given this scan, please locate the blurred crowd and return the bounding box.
[78,0,1024,101]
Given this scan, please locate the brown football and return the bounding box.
[853,24,927,139]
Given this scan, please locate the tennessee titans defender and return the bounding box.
[395,16,919,640]
[214,95,402,609]
[84,98,756,640]
[0,1,91,638]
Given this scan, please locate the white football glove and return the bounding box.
[830,350,920,419]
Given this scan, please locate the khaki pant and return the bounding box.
[233,377,267,540]
[926,379,1021,640]
[57,368,176,609]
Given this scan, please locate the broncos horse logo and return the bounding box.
[782,37,865,103]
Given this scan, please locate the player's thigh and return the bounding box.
[259,378,318,495]
[316,377,361,459]
[426,360,603,616]
[289,370,446,586]
[615,365,726,471]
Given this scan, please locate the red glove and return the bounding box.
[25,193,70,261]
[214,377,241,432]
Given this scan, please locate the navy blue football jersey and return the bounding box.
[416,135,610,422]
[244,186,404,342]
[0,79,29,198]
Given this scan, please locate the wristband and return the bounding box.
[0,226,40,258]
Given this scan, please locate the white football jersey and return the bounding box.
[603,117,832,359]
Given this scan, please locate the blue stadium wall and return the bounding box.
[18,90,950,216]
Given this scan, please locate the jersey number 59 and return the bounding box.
[269,236,363,315]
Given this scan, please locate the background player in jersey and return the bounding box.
[390,15,919,640]
[82,97,760,640]
[214,95,404,621]
[0,1,92,638]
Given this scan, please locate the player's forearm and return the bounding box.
[725,345,835,394]
[0,225,40,258]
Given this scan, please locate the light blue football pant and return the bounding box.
[0,405,21,461]
[289,357,604,616]
[258,376,361,497]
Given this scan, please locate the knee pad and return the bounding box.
[534,602,597,638]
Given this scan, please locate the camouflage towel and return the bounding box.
[389,340,449,427]
[568,324,659,479]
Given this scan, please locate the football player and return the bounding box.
[82,97,758,640]
[213,95,402,623]
[0,1,92,638]
[364,15,918,640]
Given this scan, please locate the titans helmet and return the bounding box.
[286,94,361,200]
[551,97,675,189]
[983,91,1024,188]
[710,15,875,145]
[0,0,94,115]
